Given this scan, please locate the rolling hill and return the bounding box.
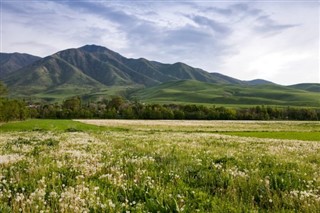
[131,80,320,107]
[289,83,320,93]
[1,44,319,106]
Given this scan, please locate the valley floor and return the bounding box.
[0,119,319,212]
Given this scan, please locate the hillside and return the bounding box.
[1,44,319,106]
[132,80,320,107]
[3,55,110,101]
[289,83,320,93]
[0,53,41,78]
[245,79,275,85]
[1,45,248,101]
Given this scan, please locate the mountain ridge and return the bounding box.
[0,52,41,78]
[1,44,247,93]
[1,44,319,106]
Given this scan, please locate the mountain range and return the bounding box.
[0,53,41,78]
[0,44,319,106]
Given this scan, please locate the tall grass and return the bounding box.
[0,120,319,212]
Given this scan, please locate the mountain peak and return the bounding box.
[78,44,124,61]
[172,62,187,66]
[79,44,110,53]
[246,79,275,85]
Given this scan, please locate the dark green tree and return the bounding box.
[62,97,81,111]
[108,96,125,111]
[0,81,7,97]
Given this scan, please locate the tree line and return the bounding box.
[0,82,30,122]
[1,82,319,122]
[30,96,320,121]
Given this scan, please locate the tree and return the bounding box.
[0,99,28,122]
[173,109,185,119]
[120,106,135,119]
[62,96,81,111]
[108,96,125,111]
[0,81,7,97]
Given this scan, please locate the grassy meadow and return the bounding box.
[132,80,320,107]
[0,119,319,212]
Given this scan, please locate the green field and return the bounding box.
[224,131,320,141]
[0,120,319,212]
[0,119,104,132]
[132,80,320,107]
[9,85,138,103]
[6,78,320,107]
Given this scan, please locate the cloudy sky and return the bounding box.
[1,0,319,85]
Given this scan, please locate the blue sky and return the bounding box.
[1,0,319,85]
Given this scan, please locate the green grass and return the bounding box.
[289,83,320,92]
[132,80,320,107]
[0,119,319,212]
[0,119,105,132]
[12,85,140,103]
[8,79,320,107]
[223,131,320,141]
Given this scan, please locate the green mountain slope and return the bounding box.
[4,55,108,100]
[124,58,174,82]
[2,44,248,101]
[0,53,41,78]
[1,44,318,106]
[132,80,320,107]
[289,83,320,92]
[56,46,159,86]
[245,79,275,85]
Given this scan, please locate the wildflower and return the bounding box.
[108,200,115,208]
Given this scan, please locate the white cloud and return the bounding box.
[1,1,319,84]
[217,2,319,84]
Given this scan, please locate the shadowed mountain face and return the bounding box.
[0,53,41,78]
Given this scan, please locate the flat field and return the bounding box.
[0,119,319,212]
